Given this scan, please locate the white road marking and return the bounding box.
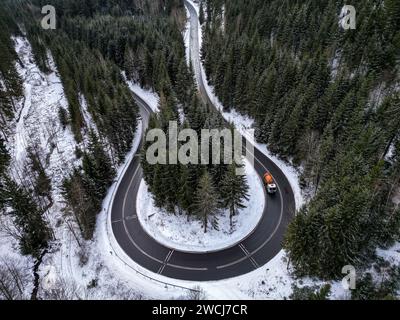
[158,250,174,274]
[239,243,260,269]
[113,215,137,224]
[167,263,208,271]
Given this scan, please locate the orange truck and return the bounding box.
[263,172,277,194]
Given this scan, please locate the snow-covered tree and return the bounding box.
[193,172,220,233]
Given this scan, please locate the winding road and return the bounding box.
[109,0,295,281]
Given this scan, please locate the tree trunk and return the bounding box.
[230,205,235,229]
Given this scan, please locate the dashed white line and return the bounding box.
[158,250,174,274]
[239,243,259,269]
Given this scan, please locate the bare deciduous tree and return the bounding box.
[0,256,31,300]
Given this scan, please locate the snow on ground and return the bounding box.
[137,159,265,252]
[2,36,77,253]
[331,51,342,79]
[186,0,199,15]
[0,36,152,300]
[125,79,160,113]
[79,94,98,136]
[9,37,78,189]
[1,36,80,299]
[206,250,349,300]
[39,115,154,300]
[183,7,191,66]
[393,188,400,207]
[377,243,400,267]
[0,225,34,298]
[385,143,396,162]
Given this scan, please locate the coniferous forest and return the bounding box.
[1,0,250,244]
[0,0,185,243]
[202,0,400,279]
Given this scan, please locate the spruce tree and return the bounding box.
[0,138,10,177]
[193,172,220,233]
[62,169,99,239]
[220,163,249,229]
[177,164,193,216]
[199,1,205,25]
[1,176,51,258]
[82,131,115,201]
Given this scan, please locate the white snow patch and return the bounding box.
[393,188,400,207]
[223,251,327,300]
[186,0,200,15]
[126,80,160,113]
[183,7,191,66]
[0,77,5,90]
[369,83,386,111]
[9,37,78,181]
[377,243,400,267]
[331,51,341,78]
[137,159,265,253]
[79,94,98,135]
[385,143,395,162]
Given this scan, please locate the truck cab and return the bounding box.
[263,172,277,194]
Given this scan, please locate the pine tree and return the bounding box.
[82,131,115,201]
[0,138,10,177]
[58,107,69,130]
[177,164,194,216]
[220,163,249,229]
[193,172,220,233]
[199,1,205,25]
[1,176,51,258]
[62,169,99,239]
[151,164,168,209]
[27,148,52,201]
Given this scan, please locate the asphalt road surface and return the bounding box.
[110,1,296,281]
